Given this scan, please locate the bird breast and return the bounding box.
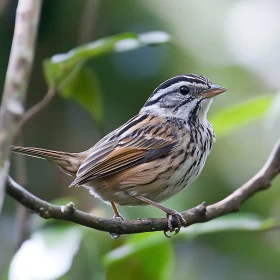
[84,121,214,206]
[160,121,214,200]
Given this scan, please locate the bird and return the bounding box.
[11,74,226,236]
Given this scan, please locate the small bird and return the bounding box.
[11,74,226,235]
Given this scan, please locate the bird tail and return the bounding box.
[10,146,82,176]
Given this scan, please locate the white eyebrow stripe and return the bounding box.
[157,81,193,93]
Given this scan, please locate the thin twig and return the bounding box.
[5,139,280,235]
[0,0,42,214]
[16,87,56,135]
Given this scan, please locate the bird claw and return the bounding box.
[113,214,125,221]
[109,214,125,239]
[163,212,186,238]
[164,230,171,238]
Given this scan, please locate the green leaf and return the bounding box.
[43,31,170,125]
[9,225,82,280]
[61,67,103,126]
[210,95,274,137]
[180,214,276,239]
[104,233,167,266]
[43,31,170,88]
[104,214,276,266]
[265,92,280,130]
[136,242,174,280]
[106,233,174,280]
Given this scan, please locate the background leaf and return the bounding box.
[106,233,174,280]
[265,92,280,130]
[210,95,274,137]
[104,214,276,266]
[43,31,170,89]
[61,67,103,126]
[43,31,170,126]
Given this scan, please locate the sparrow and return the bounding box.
[11,74,226,235]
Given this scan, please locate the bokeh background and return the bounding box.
[1,0,280,279]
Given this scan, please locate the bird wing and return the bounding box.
[70,114,176,187]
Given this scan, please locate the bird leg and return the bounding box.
[109,201,124,240]
[111,201,124,220]
[136,195,186,237]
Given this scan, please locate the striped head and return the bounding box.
[141,74,226,122]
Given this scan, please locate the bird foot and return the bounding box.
[113,214,125,221]
[109,214,125,239]
[164,211,186,238]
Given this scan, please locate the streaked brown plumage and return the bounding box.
[11,74,227,235]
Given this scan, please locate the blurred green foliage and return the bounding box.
[44,31,170,129]
[1,0,280,280]
[210,95,274,137]
[104,214,275,280]
[44,31,170,87]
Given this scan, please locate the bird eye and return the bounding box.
[179,86,189,95]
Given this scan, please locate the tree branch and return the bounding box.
[0,0,42,213]
[5,138,280,235]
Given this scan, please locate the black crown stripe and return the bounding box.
[154,74,209,92]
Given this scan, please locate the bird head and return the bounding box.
[141,74,227,122]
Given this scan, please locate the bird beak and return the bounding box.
[204,84,227,98]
